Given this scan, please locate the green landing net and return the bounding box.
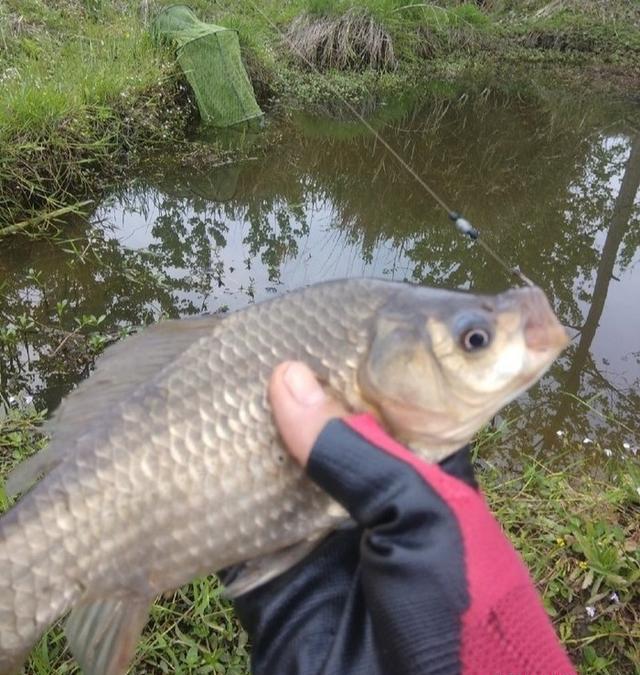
[152,5,263,127]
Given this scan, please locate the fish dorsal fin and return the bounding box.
[48,315,220,437]
[65,597,151,675]
[5,315,220,497]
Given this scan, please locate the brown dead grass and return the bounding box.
[286,9,396,72]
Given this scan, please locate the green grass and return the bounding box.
[0,0,172,121]
[1,405,638,674]
[0,0,191,231]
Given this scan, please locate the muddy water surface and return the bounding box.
[1,96,639,466]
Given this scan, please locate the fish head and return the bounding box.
[358,284,569,460]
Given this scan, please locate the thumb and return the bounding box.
[269,361,347,468]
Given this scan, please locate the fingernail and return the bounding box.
[283,362,326,407]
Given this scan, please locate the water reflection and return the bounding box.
[1,97,638,461]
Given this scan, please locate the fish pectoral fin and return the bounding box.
[221,536,330,599]
[65,596,151,675]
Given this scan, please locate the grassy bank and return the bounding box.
[1,404,638,673]
[1,0,639,234]
[0,0,194,235]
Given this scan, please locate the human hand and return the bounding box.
[268,361,346,467]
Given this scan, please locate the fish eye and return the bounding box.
[461,327,491,352]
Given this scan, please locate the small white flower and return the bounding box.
[603,448,613,457]
[623,442,631,450]
[8,395,17,405]
[610,592,619,603]
[585,606,596,618]
[24,395,33,405]
[583,437,593,444]
[631,447,638,456]
[556,430,565,437]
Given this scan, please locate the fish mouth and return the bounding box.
[510,286,570,354]
[524,314,570,353]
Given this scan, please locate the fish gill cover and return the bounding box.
[151,4,263,128]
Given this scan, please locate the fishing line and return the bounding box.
[245,1,534,287]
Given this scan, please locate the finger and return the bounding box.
[268,361,347,467]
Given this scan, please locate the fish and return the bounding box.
[0,278,568,675]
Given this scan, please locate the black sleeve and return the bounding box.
[228,523,374,675]
[226,419,476,675]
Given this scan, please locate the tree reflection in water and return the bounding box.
[1,96,638,464]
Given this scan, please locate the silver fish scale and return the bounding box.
[0,279,395,663]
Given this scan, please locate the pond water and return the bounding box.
[1,95,639,466]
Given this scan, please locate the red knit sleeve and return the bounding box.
[345,414,576,675]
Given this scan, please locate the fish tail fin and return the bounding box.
[65,597,152,675]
